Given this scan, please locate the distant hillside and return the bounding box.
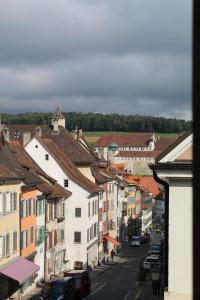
[1,112,192,134]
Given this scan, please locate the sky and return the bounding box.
[0,0,192,120]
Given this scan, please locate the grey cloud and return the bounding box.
[0,0,192,120]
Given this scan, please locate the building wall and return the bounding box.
[20,189,37,258]
[166,179,192,300]
[0,183,21,267]
[35,193,45,283]
[25,138,99,270]
[77,166,95,183]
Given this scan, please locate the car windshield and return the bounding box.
[73,276,81,287]
[132,237,140,241]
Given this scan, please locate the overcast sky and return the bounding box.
[0,0,192,120]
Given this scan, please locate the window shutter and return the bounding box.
[2,236,5,257]
[13,192,17,210]
[13,231,17,252]
[26,230,28,247]
[49,231,52,249]
[54,230,57,246]
[3,193,6,213]
[6,233,10,256]
[29,199,32,216]
[33,198,36,214]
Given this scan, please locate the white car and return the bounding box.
[143,255,161,270]
[130,236,141,247]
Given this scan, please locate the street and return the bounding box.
[86,242,149,300]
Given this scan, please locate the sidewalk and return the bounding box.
[132,271,164,300]
[19,258,119,299]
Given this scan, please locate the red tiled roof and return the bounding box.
[115,151,157,158]
[96,133,153,147]
[138,176,159,198]
[111,164,124,170]
[36,137,100,194]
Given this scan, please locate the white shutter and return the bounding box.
[0,193,3,214]
[6,192,11,213]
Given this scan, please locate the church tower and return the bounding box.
[51,107,66,131]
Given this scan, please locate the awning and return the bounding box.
[0,257,39,285]
[103,234,120,246]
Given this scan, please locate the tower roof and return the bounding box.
[52,106,64,119]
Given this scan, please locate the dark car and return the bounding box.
[40,277,76,300]
[64,270,91,299]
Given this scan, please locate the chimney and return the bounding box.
[2,128,9,142]
[36,127,42,137]
[23,132,31,147]
[78,129,83,138]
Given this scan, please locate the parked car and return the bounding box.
[148,244,161,255]
[130,236,141,247]
[143,255,161,270]
[40,277,76,300]
[64,270,91,299]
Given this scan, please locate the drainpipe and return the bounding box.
[152,169,169,290]
[44,198,47,282]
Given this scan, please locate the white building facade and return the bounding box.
[25,137,99,270]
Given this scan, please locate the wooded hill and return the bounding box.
[1,112,192,133]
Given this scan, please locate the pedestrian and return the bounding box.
[151,266,160,295]
[111,249,115,262]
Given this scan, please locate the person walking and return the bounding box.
[151,265,160,295]
[111,249,115,262]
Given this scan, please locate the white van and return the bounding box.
[130,236,141,247]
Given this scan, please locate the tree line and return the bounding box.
[1,112,192,133]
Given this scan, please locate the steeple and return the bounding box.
[51,107,66,131]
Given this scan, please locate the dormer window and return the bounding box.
[45,154,49,160]
[14,130,20,138]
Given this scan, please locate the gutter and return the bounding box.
[151,169,169,290]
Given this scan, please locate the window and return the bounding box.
[21,230,28,249]
[64,179,68,187]
[21,200,27,218]
[75,208,81,217]
[54,230,57,246]
[12,231,17,252]
[5,233,10,256]
[35,145,38,148]
[61,229,65,242]
[45,154,49,160]
[11,192,17,211]
[37,198,44,216]
[88,202,90,217]
[74,232,81,243]
[37,226,45,244]
[30,226,34,243]
[94,223,97,237]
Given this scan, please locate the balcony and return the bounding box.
[56,215,65,222]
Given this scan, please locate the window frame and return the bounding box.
[74,232,81,243]
[75,207,81,218]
